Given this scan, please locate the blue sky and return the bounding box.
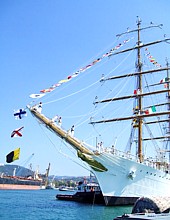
[1,0,170,176]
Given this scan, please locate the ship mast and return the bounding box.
[166,59,170,161]
[90,18,170,162]
[136,17,143,162]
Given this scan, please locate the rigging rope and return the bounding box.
[35,117,91,172]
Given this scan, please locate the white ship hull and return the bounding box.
[28,108,170,206]
[91,152,170,206]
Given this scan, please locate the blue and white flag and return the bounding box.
[14,109,27,119]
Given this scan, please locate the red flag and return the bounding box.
[134,90,137,94]
[67,75,72,79]
[145,110,149,115]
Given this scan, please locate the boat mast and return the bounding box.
[136,17,143,162]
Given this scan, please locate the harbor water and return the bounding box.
[0,189,132,220]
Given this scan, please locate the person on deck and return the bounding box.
[100,141,104,152]
[58,116,62,127]
[33,102,42,113]
[71,125,75,136]
[96,142,100,152]
[51,115,62,127]
[51,115,58,123]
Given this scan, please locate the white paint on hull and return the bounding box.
[92,153,170,198]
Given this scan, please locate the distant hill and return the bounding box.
[49,175,98,183]
[0,164,97,183]
[0,164,35,177]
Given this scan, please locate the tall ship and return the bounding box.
[28,18,170,205]
[0,164,45,190]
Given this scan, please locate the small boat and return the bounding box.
[56,180,105,204]
[59,186,75,191]
[114,196,170,220]
[114,213,170,220]
[45,183,55,190]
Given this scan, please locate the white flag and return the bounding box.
[29,94,45,99]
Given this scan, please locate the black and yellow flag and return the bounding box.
[6,148,20,163]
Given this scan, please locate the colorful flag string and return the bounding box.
[29,37,134,99]
[145,48,161,68]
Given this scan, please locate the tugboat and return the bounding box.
[56,179,105,204]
